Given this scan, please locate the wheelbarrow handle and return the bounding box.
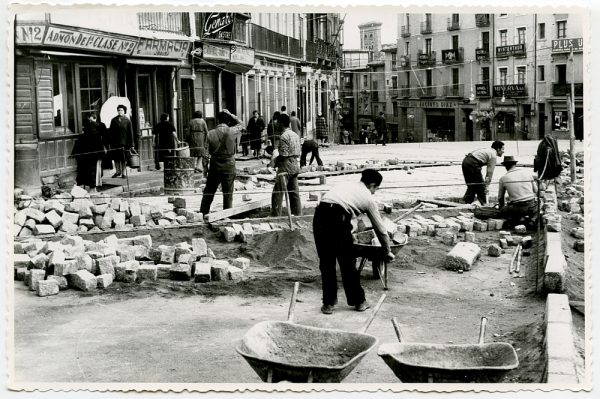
[391,317,404,343]
[360,294,386,333]
[478,316,488,344]
[287,282,300,323]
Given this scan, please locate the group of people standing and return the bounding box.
[71,104,136,193]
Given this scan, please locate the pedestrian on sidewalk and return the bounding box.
[247,110,266,159]
[461,140,505,205]
[267,111,282,150]
[374,112,388,146]
[314,169,395,315]
[271,113,302,217]
[71,112,106,193]
[200,111,237,216]
[316,113,328,144]
[300,130,323,168]
[153,113,177,171]
[108,104,134,178]
[187,111,209,176]
[290,111,302,137]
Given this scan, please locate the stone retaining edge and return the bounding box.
[544,294,579,384]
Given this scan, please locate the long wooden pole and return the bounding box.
[569,48,576,183]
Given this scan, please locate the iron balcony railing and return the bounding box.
[138,12,191,36]
[417,86,437,98]
[417,50,436,66]
[475,14,491,27]
[552,83,584,97]
[399,55,411,69]
[400,85,411,98]
[314,39,339,62]
[251,23,289,57]
[447,17,460,31]
[401,25,411,37]
[420,21,432,34]
[443,83,464,98]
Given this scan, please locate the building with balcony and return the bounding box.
[393,13,584,143]
[14,10,194,191]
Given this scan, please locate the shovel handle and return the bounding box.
[392,202,424,223]
[287,282,300,323]
[478,316,488,344]
[360,294,386,333]
[392,317,404,343]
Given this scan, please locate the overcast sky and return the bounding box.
[342,11,398,49]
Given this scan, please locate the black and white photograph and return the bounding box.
[2,0,596,396]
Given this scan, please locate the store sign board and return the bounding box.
[133,38,191,59]
[552,38,583,53]
[475,48,489,61]
[475,84,490,97]
[396,100,459,108]
[495,43,526,57]
[493,84,527,97]
[202,42,230,61]
[441,49,459,62]
[43,25,138,55]
[230,45,254,66]
[202,13,235,40]
[15,24,46,44]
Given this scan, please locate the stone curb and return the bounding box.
[544,294,579,383]
[543,184,566,293]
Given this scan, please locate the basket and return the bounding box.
[127,148,140,168]
[175,142,190,157]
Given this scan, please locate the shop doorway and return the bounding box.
[425,109,455,141]
[221,71,237,114]
[297,86,306,136]
[180,78,194,140]
[464,108,473,141]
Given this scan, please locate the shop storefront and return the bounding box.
[396,99,461,142]
[14,21,192,190]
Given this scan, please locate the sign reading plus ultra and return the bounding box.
[551,38,583,53]
[202,13,235,40]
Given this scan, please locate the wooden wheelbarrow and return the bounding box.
[236,282,386,383]
[377,317,519,383]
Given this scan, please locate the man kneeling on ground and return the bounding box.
[497,155,539,229]
[313,169,395,315]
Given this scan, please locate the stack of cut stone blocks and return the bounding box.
[14,234,250,297]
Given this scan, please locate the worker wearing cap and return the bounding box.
[314,169,395,315]
[497,155,539,229]
[461,140,505,205]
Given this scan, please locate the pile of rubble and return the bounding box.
[13,186,205,238]
[13,234,250,297]
[244,158,420,176]
[554,152,585,252]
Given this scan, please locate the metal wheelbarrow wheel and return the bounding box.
[353,242,406,290]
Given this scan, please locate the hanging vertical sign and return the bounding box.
[202,13,235,41]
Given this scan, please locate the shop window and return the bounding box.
[553,110,569,131]
[78,66,104,124]
[137,74,154,129]
[496,112,515,135]
[52,63,76,135]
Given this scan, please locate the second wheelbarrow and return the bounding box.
[378,317,519,383]
[236,282,386,383]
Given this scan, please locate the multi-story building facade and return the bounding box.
[14,10,342,193]
[395,12,584,142]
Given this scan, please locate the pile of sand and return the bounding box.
[242,229,320,271]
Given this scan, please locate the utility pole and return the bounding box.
[569,48,576,183]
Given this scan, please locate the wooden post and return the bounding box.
[569,48,576,183]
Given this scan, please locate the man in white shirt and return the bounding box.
[461,140,505,205]
[314,169,395,315]
[498,155,539,229]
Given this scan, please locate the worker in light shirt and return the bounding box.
[497,155,539,229]
[461,140,505,205]
[313,169,395,315]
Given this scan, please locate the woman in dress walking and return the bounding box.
[72,112,106,193]
[187,111,209,175]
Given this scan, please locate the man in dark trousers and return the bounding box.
[271,113,302,217]
[314,169,395,315]
[461,140,505,205]
[200,111,236,216]
[300,130,323,168]
[374,112,388,146]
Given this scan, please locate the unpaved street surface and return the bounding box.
[14,224,546,384]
